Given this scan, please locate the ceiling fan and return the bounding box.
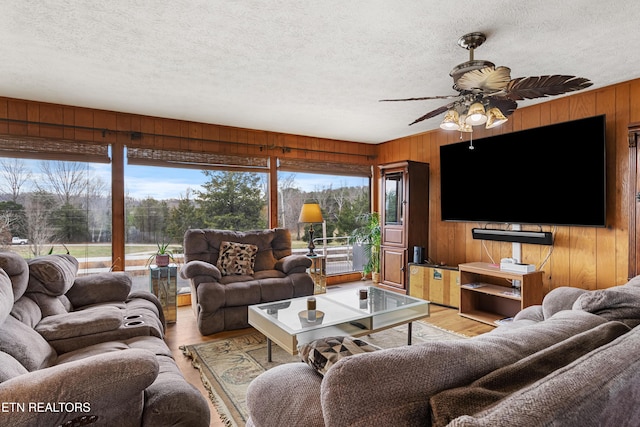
[381,32,593,131]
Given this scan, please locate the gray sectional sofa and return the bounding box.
[0,252,210,427]
[246,276,640,427]
[181,228,314,335]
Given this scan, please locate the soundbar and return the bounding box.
[471,228,553,246]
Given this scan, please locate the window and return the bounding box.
[0,153,111,276]
[124,148,268,279]
[277,159,372,275]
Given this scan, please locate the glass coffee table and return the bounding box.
[248,286,430,361]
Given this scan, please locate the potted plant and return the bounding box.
[148,241,175,267]
[351,212,381,284]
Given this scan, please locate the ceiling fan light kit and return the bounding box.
[382,32,593,133]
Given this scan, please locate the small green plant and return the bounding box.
[147,240,175,266]
[156,241,173,255]
[351,212,381,276]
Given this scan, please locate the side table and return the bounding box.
[306,255,326,294]
[149,265,178,323]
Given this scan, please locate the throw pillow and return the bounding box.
[216,241,258,276]
[298,336,381,376]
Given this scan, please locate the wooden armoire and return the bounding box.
[629,123,640,280]
[378,160,429,292]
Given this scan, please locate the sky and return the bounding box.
[8,158,368,201]
[121,167,369,200]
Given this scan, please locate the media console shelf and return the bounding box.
[458,262,544,326]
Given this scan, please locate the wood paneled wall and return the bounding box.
[2,76,640,291]
[377,79,640,292]
[0,97,377,269]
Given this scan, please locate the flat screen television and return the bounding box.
[439,114,606,227]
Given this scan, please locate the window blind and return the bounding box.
[0,134,110,163]
[277,158,372,177]
[127,148,269,171]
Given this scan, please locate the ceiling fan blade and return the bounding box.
[408,103,454,126]
[504,75,593,101]
[486,97,518,116]
[455,66,512,92]
[380,94,460,102]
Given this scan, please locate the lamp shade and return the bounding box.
[465,102,487,125]
[299,203,324,223]
[439,109,460,130]
[485,107,508,129]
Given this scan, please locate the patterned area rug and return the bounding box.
[181,321,467,426]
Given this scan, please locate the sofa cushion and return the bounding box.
[429,321,631,426]
[253,270,287,280]
[27,255,79,296]
[35,306,124,341]
[217,241,259,276]
[24,292,68,316]
[10,296,42,328]
[251,230,279,271]
[0,252,29,301]
[572,286,640,326]
[299,336,382,376]
[65,272,131,308]
[0,270,12,326]
[0,315,56,371]
[0,351,28,382]
[219,274,256,285]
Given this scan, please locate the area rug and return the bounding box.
[180,321,467,426]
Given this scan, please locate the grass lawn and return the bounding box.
[7,244,183,259]
[8,240,333,259]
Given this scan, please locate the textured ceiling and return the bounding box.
[1,1,639,144]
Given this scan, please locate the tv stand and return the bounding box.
[458,262,544,326]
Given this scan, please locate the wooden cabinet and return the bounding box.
[458,262,543,326]
[409,264,460,308]
[629,123,640,280]
[379,161,429,291]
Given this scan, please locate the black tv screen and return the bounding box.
[439,115,606,227]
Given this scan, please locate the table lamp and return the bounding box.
[298,202,323,256]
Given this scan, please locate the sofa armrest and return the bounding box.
[513,305,544,322]
[541,286,589,318]
[180,260,222,281]
[66,272,132,307]
[275,255,311,274]
[247,363,324,427]
[0,348,158,427]
[35,306,123,340]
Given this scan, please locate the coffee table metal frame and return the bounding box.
[248,286,430,361]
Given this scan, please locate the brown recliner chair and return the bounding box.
[181,228,314,335]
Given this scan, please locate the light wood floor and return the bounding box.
[164,281,494,427]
